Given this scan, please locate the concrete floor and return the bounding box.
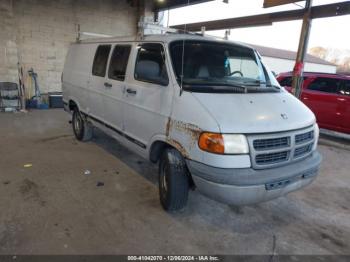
[0,109,350,255]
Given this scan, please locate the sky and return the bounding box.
[162,0,350,52]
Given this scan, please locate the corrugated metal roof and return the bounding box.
[249,43,335,66]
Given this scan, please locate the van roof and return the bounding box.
[78,33,254,49]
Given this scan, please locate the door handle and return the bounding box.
[126,88,137,95]
[104,82,112,88]
[337,98,346,102]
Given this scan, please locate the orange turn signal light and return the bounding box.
[198,132,225,154]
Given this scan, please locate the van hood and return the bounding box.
[192,91,315,134]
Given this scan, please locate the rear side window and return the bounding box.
[279,76,292,87]
[92,45,111,77]
[308,77,340,94]
[278,76,307,87]
[108,45,131,81]
[134,43,169,86]
[339,80,350,96]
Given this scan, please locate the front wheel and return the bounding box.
[159,148,189,211]
[72,108,93,141]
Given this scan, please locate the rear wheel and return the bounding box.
[72,108,93,141]
[159,148,189,211]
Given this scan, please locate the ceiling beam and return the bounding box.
[172,1,350,31]
[263,0,304,8]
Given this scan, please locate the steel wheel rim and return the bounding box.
[161,164,168,198]
[74,113,82,134]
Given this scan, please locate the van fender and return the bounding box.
[66,96,82,112]
[148,134,189,163]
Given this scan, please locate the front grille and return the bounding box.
[294,144,313,158]
[295,131,314,144]
[256,151,289,165]
[248,126,315,169]
[253,137,290,151]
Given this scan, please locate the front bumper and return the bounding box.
[186,151,322,206]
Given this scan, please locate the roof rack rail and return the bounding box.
[76,24,113,42]
[75,20,231,42]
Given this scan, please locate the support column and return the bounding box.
[292,0,313,99]
[136,0,156,37]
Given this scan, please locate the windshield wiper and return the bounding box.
[216,82,248,93]
[243,80,281,91]
[182,81,248,93]
[182,78,282,93]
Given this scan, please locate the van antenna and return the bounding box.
[179,0,190,96]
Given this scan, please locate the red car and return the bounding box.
[277,72,350,134]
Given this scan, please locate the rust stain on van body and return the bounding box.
[165,118,202,157]
[166,138,189,158]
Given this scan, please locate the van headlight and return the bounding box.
[313,123,320,150]
[198,133,249,154]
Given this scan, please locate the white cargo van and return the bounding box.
[62,34,322,211]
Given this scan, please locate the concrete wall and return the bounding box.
[262,56,337,75]
[0,0,139,94]
[0,0,18,84]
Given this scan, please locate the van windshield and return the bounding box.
[169,40,280,93]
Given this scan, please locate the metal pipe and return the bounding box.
[292,0,313,99]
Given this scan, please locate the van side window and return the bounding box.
[108,45,131,81]
[308,77,340,94]
[92,45,111,77]
[134,43,169,86]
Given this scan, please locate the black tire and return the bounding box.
[159,148,189,211]
[72,108,93,141]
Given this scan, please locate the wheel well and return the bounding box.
[69,100,78,111]
[149,140,195,189]
[149,141,170,163]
